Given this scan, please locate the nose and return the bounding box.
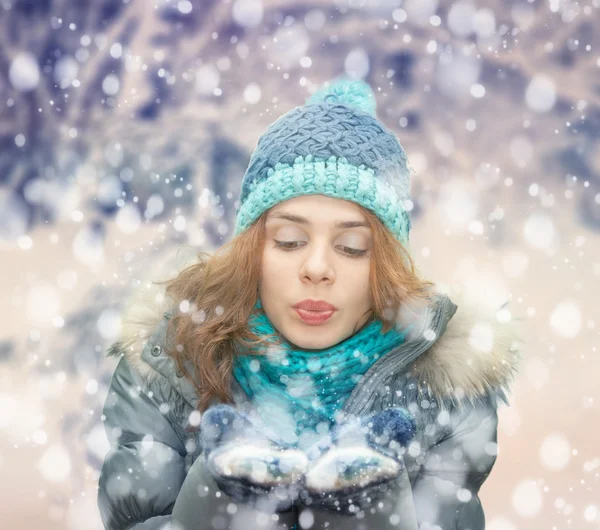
[300,244,335,283]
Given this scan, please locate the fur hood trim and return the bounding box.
[409,285,525,407]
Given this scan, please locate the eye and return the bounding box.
[274,240,303,250]
[342,246,368,257]
[273,240,368,258]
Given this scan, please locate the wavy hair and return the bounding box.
[156,204,436,413]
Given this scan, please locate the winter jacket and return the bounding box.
[97,281,524,530]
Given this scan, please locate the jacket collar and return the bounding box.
[109,274,525,407]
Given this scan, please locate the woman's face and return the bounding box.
[259,195,373,351]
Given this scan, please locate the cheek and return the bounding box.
[261,250,289,281]
[348,264,370,286]
[347,267,371,301]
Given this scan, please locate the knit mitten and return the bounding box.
[305,444,402,490]
[302,407,416,514]
[305,406,417,461]
[340,406,417,460]
[200,404,308,511]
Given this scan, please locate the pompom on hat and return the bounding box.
[233,76,414,245]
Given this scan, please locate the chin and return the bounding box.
[285,331,336,351]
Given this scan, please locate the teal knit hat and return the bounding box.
[233,76,413,245]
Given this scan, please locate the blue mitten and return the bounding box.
[350,406,417,459]
[304,406,417,462]
[303,407,417,515]
[200,404,308,512]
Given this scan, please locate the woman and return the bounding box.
[97,78,524,530]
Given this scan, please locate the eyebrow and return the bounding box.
[268,212,369,229]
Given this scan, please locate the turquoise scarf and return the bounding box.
[232,299,412,447]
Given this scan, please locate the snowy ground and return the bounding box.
[1,0,599,528]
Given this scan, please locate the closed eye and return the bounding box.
[273,240,368,258]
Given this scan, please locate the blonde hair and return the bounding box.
[156,205,435,413]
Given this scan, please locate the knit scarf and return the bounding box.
[232,299,412,448]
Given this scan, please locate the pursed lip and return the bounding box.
[292,299,337,312]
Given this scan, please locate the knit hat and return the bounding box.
[233,76,414,246]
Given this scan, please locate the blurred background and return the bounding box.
[1,0,599,528]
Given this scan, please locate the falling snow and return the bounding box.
[1,0,600,528]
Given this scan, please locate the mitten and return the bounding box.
[345,406,417,460]
[200,404,308,511]
[302,407,417,514]
[304,406,417,461]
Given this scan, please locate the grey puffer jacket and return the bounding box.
[97,281,524,530]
